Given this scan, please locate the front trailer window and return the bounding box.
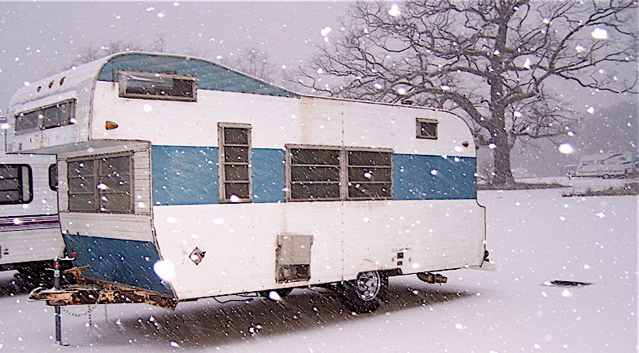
[15,99,76,132]
[68,154,132,213]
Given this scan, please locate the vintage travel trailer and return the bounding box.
[0,135,63,288]
[7,52,493,312]
[574,151,636,179]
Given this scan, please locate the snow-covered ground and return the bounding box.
[0,182,637,352]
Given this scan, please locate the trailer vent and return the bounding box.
[276,234,313,283]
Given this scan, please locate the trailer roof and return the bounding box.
[97,53,300,98]
[9,52,299,109]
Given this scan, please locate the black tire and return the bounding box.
[338,271,388,314]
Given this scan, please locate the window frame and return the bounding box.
[14,99,76,132]
[218,122,253,203]
[346,147,393,200]
[118,70,197,102]
[286,145,393,202]
[416,118,439,140]
[0,164,33,205]
[287,145,343,202]
[67,153,133,214]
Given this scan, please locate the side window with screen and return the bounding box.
[287,146,392,202]
[218,123,252,203]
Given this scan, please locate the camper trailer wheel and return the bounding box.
[339,271,388,314]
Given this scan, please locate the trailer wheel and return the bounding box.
[338,271,388,314]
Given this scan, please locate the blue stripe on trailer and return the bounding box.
[393,154,477,200]
[252,148,286,203]
[152,145,288,205]
[63,233,173,295]
[152,145,219,206]
[152,145,477,205]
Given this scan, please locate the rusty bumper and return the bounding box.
[29,284,178,310]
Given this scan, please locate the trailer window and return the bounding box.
[287,146,392,201]
[416,118,438,139]
[219,123,252,203]
[0,164,32,204]
[48,163,58,191]
[289,147,341,201]
[347,150,392,199]
[119,70,197,102]
[68,154,132,213]
[15,99,76,132]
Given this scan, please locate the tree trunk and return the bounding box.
[491,136,516,187]
[487,105,516,187]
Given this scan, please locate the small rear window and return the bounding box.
[416,118,438,139]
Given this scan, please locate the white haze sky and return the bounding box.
[0,0,636,176]
[0,0,351,114]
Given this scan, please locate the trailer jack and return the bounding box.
[416,272,448,284]
[29,262,178,345]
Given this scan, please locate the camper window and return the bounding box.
[118,70,197,102]
[48,164,58,191]
[288,146,392,201]
[219,123,252,203]
[289,147,341,201]
[68,154,132,213]
[416,118,438,139]
[15,99,76,132]
[0,164,33,204]
[347,150,392,200]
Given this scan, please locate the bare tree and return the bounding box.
[296,0,638,187]
[70,34,168,67]
[219,47,277,83]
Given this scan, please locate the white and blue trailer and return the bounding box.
[8,52,492,312]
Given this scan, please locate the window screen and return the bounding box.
[347,150,392,199]
[68,154,132,213]
[219,124,252,203]
[15,100,76,132]
[289,147,341,201]
[287,146,392,202]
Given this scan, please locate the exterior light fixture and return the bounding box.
[105,121,119,130]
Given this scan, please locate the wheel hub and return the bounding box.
[356,271,381,301]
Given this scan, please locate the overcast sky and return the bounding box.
[0,1,636,174]
[0,1,352,114]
